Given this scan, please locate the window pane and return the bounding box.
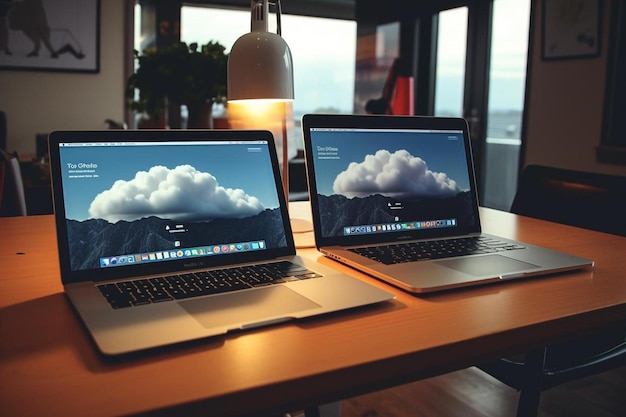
[134,3,141,54]
[282,16,356,116]
[354,21,400,114]
[434,7,468,117]
[487,0,530,142]
[181,7,247,54]
[482,0,530,210]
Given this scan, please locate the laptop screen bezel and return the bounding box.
[48,129,296,285]
[301,114,482,249]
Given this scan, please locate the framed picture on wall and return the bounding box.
[542,0,602,60]
[0,0,100,73]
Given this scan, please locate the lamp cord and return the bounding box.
[271,0,283,36]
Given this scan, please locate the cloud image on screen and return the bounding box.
[333,149,461,199]
[88,164,264,222]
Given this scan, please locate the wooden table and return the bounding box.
[1,205,626,417]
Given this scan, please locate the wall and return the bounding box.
[0,0,127,158]
[524,0,626,176]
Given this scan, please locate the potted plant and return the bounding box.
[126,41,228,128]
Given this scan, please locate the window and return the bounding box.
[481,0,530,210]
[434,7,468,117]
[354,21,400,115]
[431,0,530,210]
[180,6,357,123]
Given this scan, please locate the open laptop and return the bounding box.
[301,114,594,293]
[48,129,394,355]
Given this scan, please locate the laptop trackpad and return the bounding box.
[436,254,539,277]
[179,286,321,329]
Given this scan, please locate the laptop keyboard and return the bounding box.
[97,261,322,309]
[349,236,525,265]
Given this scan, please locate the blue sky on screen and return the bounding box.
[310,130,471,198]
[60,143,279,222]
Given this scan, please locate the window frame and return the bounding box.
[598,0,626,165]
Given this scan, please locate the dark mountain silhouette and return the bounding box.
[317,192,475,237]
[67,208,286,270]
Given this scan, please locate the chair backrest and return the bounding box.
[511,164,626,236]
[0,111,6,152]
[0,151,27,216]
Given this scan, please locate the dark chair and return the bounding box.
[477,164,626,416]
[0,111,6,152]
[509,164,626,236]
[0,149,27,216]
[288,156,309,201]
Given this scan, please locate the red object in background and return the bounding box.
[390,75,414,115]
[365,58,414,115]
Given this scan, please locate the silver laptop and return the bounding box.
[48,129,393,355]
[301,114,594,293]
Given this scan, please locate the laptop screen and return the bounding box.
[303,115,481,246]
[49,131,293,283]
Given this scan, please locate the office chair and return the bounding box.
[508,164,626,236]
[477,164,626,417]
[0,149,27,216]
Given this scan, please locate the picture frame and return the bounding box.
[542,0,602,60]
[0,0,100,73]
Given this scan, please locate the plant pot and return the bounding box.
[186,101,214,129]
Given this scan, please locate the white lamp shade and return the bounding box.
[228,31,294,101]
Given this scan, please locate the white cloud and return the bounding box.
[333,150,461,199]
[89,165,264,222]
